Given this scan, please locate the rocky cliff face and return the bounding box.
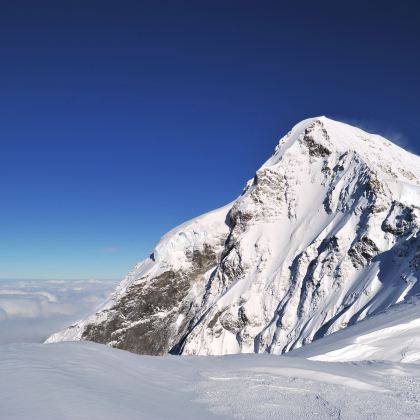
[47,117,420,355]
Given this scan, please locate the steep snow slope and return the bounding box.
[3,342,420,419]
[47,117,420,355]
[289,296,420,363]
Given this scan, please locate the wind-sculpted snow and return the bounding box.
[3,342,420,419]
[289,296,420,363]
[47,117,420,356]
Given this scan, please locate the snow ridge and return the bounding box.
[47,117,420,356]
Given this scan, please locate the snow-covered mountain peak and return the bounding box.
[47,117,420,356]
[269,116,419,187]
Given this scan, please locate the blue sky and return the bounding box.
[1,1,419,280]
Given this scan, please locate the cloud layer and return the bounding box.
[0,279,118,344]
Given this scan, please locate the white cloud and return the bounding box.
[0,279,118,344]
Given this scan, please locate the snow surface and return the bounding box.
[290,296,420,364]
[2,341,420,419]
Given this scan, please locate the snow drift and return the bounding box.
[47,117,420,355]
[290,296,420,363]
[4,341,420,420]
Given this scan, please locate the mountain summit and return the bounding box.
[47,117,420,355]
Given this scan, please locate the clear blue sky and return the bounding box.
[1,1,419,280]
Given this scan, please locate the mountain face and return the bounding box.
[47,117,420,355]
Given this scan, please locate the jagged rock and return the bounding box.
[348,237,380,269]
[382,202,418,236]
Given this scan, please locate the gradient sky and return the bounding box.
[1,1,419,280]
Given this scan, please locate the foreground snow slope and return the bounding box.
[2,341,420,420]
[289,296,420,363]
[48,116,420,355]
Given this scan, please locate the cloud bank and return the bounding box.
[0,279,118,344]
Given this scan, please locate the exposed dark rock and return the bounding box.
[81,245,219,355]
[302,134,331,157]
[382,202,417,236]
[220,311,246,334]
[348,237,380,269]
